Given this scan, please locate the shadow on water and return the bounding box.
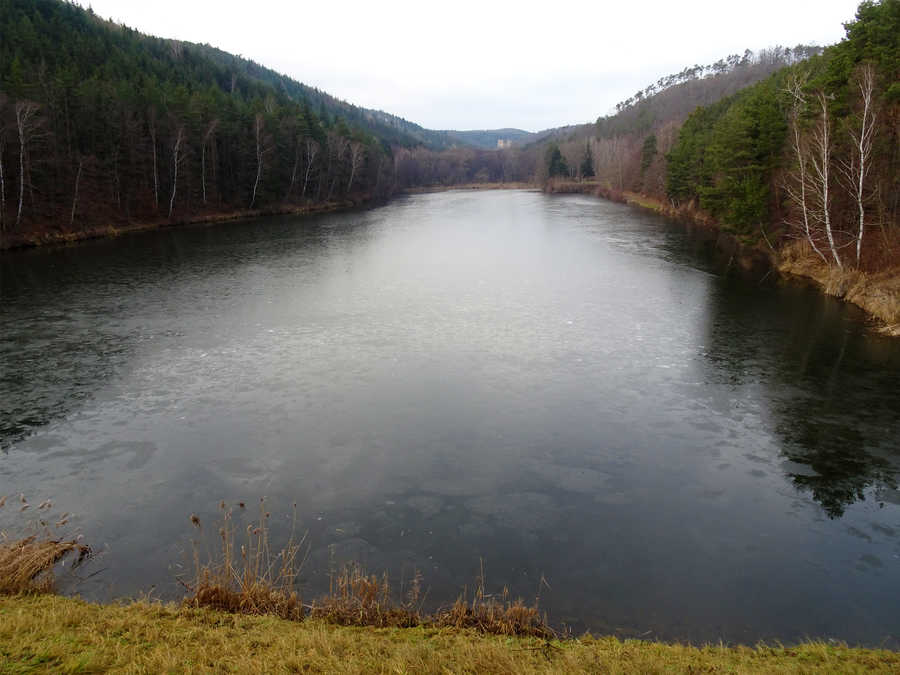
[700,271,900,519]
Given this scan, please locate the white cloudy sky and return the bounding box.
[84,0,860,131]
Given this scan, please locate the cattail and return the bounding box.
[0,495,7,508]
[190,514,201,528]
[219,500,225,510]
[238,502,246,509]
[19,493,27,503]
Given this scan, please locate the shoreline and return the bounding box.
[0,184,533,253]
[2,595,897,673]
[400,181,537,194]
[6,182,897,336]
[0,198,375,253]
[547,180,900,336]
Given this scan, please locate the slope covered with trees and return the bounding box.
[0,0,495,248]
[662,0,898,275]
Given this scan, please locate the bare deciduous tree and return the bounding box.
[168,125,184,219]
[250,114,264,209]
[347,141,364,193]
[148,109,159,211]
[201,120,217,206]
[302,137,319,200]
[839,64,878,267]
[325,132,347,201]
[784,76,828,264]
[15,101,41,229]
[809,92,842,269]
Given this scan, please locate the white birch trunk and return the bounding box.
[168,127,183,219]
[250,115,263,209]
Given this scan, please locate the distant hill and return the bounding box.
[439,128,537,150]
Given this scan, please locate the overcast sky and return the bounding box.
[84,0,861,132]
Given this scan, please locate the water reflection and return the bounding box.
[699,273,900,518]
[2,191,899,646]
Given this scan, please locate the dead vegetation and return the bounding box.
[779,239,900,333]
[184,501,555,637]
[181,499,306,621]
[0,494,92,595]
[431,563,554,639]
[308,564,420,628]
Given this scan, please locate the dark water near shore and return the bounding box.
[2,190,899,645]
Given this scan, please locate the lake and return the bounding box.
[2,189,899,645]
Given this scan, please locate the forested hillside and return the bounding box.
[0,0,493,248]
[534,45,820,186]
[539,0,897,287]
[663,0,898,275]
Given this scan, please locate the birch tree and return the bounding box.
[14,101,40,229]
[286,134,301,200]
[783,76,828,264]
[302,137,319,199]
[201,119,217,206]
[249,114,263,209]
[148,109,159,211]
[809,92,842,269]
[168,125,184,218]
[839,64,877,267]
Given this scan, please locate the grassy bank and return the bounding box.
[2,595,898,674]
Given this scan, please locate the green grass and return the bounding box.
[1,595,898,674]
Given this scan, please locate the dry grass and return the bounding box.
[430,561,553,639]
[182,500,306,621]
[0,536,91,595]
[778,240,900,332]
[0,495,92,595]
[184,504,554,638]
[308,564,420,628]
[2,594,899,674]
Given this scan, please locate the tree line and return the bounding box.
[538,0,898,274]
[0,0,407,246]
[663,0,898,270]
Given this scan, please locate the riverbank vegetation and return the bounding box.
[4,595,900,674]
[537,0,899,330]
[2,526,898,673]
[4,499,899,670]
